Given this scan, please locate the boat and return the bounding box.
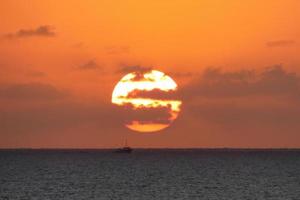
[114,146,133,153]
[114,139,133,153]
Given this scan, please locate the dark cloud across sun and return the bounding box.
[116,65,153,74]
[1,66,300,146]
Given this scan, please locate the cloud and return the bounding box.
[181,65,300,99]
[1,66,300,147]
[0,97,172,137]
[0,83,124,137]
[167,71,194,79]
[116,65,152,74]
[179,65,300,139]
[116,66,194,81]
[0,102,123,136]
[0,82,67,100]
[3,25,56,39]
[76,60,101,70]
[115,103,173,125]
[0,82,172,136]
[185,97,300,138]
[188,101,300,126]
[126,88,179,100]
[266,40,296,47]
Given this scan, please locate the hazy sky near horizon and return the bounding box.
[1,0,300,148]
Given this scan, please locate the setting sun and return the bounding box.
[112,70,182,132]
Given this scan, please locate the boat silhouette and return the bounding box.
[114,139,133,153]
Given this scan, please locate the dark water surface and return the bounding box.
[0,149,299,200]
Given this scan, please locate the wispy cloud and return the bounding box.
[76,60,101,70]
[181,65,299,99]
[0,82,67,100]
[3,25,56,39]
[266,40,295,47]
[116,65,152,74]
[175,65,300,139]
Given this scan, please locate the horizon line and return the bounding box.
[0,147,300,151]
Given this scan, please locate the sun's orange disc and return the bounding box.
[112,69,182,132]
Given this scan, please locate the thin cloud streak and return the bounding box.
[3,25,56,39]
[76,60,101,70]
[266,40,296,47]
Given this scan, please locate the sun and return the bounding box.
[112,69,182,132]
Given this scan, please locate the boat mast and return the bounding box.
[125,138,128,147]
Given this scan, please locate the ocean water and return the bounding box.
[0,150,299,200]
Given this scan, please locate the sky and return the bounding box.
[0,0,300,148]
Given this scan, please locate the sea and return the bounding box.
[0,149,299,200]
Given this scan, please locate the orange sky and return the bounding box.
[1,0,300,148]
